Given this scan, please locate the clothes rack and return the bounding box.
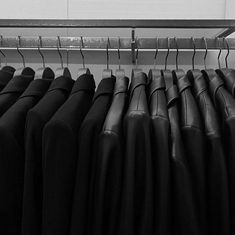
[0,19,235,64]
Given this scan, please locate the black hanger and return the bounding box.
[77,36,90,77]
[115,37,125,80]
[102,37,112,79]
[55,36,72,79]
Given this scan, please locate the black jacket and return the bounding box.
[148,71,171,235]
[0,66,15,91]
[120,72,153,235]
[0,78,52,235]
[202,69,235,234]
[0,67,34,117]
[21,76,74,235]
[174,70,206,235]
[70,76,116,235]
[188,70,230,235]
[162,70,199,235]
[42,74,95,235]
[91,76,128,235]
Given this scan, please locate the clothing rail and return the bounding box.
[1,19,235,63]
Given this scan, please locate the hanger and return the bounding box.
[131,37,142,81]
[187,37,202,83]
[55,36,71,79]
[217,37,222,70]
[77,36,90,77]
[224,37,230,69]
[148,37,161,81]
[115,37,125,80]
[161,37,174,90]
[14,36,26,76]
[172,37,185,82]
[102,37,112,79]
[0,35,7,69]
[34,36,54,80]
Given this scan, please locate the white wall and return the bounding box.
[0,0,234,82]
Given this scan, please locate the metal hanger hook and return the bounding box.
[80,36,85,69]
[17,36,25,68]
[57,36,63,69]
[153,37,158,69]
[38,36,45,69]
[0,35,7,66]
[135,37,139,69]
[223,37,230,68]
[106,37,111,70]
[217,37,222,69]
[203,37,208,70]
[191,37,196,70]
[117,37,121,70]
[164,37,170,70]
[174,37,179,70]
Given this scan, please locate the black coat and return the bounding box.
[188,70,230,235]
[22,76,74,235]
[91,76,128,235]
[0,66,15,91]
[162,70,199,235]
[70,76,116,235]
[0,67,34,117]
[174,70,206,235]
[120,72,153,235]
[42,74,95,235]
[0,78,52,235]
[148,71,171,235]
[203,69,235,234]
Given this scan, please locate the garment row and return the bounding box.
[0,65,235,235]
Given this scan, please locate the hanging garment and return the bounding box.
[202,69,235,234]
[148,71,171,235]
[162,70,199,235]
[21,75,74,235]
[174,70,207,235]
[216,68,235,97]
[0,77,52,235]
[91,76,129,235]
[188,69,230,235]
[120,72,153,235]
[0,67,34,117]
[42,74,96,235]
[70,76,115,235]
[0,66,15,91]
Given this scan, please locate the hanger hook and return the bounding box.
[135,37,139,69]
[191,37,196,70]
[217,37,222,69]
[38,36,45,69]
[165,37,170,70]
[80,36,85,69]
[154,37,158,69]
[203,37,208,70]
[174,37,179,70]
[117,37,121,70]
[0,36,7,67]
[57,36,63,69]
[223,37,230,68]
[106,37,111,70]
[17,36,25,68]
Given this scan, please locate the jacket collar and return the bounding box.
[93,76,115,102]
[48,76,74,93]
[71,74,96,95]
[0,73,34,95]
[19,79,52,99]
